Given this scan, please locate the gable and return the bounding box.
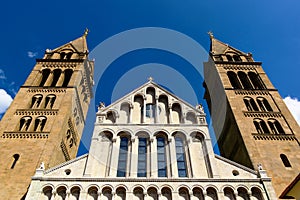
[96,80,206,125]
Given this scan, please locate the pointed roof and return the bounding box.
[52,29,89,53]
[209,32,247,55]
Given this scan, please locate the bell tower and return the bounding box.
[203,33,300,197]
[0,31,94,199]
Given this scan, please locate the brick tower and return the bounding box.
[203,33,300,198]
[0,31,94,199]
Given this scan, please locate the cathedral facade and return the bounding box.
[25,80,276,200]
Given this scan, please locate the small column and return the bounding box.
[130,137,138,177]
[129,105,133,123]
[150,137,157,178]
[169,137,178,178]
[56,71,65,87]
[155,97,159,123]
[109,137,120,177]
[44,71,54,86]
[168,105,173,124]
[143,98,146,123]
[157,191,162,200]
[172,192,180,200]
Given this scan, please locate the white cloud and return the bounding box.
[0,89,13,114]
[27,51,38,58]
[283,96,300,125]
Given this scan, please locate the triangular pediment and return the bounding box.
[51,35,88,54]
[210,37,247,56]
[97,79,205,125]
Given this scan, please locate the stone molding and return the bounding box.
[1,132,49,139]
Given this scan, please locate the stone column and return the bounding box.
[150,137,157,178]
[44,71,54,86]
[56,71,65,86]
[143,98,146,123]
[155,97,159,123]
[169,137,178,178]
[168,105,173,124]
[109,137,120,177]
[130,137,138,177]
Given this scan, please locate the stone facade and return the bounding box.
[0,33,94,199]
[203,34,300,198]
[25,81,277,200]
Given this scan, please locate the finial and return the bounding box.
[208,31,214,39]
[148,77,153,82]
[83,28,89,37]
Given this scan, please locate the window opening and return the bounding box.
[11,154,20,169]
[117,137,129,177]
[175,137,187,177]
[138,138,147,177]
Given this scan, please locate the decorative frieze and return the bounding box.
[1,132,49,139]
[243,111,282,118]
[15,109,58,116]
[27,88,66,93]
[252,133,295,141]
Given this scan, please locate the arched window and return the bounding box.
[280,154,292,168]
[206,187,218,200]
[226,55,233,62]
[233,54,242,62]
[60,52,66,59]
[102,187,112,200]
[248,72,264,89]
[257,97,272,112]
[237,187,250,200]
[253,119,270,134]
[11,154,20,169]
[87,187,98,200]
[193,187,204,199]
[19,116,32,131]
[178,187,190,200]
[175,137,187,177]
[251,187,264,200]
[224,187,235,200]
[133,187,144,200]
[157,136,167,177]
[45,94,56,109]
[39,69,51,87]
[117,137,129,177]
[34,116,47,132]
[31,94,43,108]
[138,137,148,177]
[57,186,67,200]
[62,69,73,87]
[238,71,253,89]
[161,187,172,200]
[66,52,73,60]
[268,119,285,134]
[51,69,62,87]
[70,186,81,200]
[171,103,182,124]
[147,187,158,199]
[116,187,126,200]
[42,186,53,200]
[227,71,242,89]
[243,97,259,111]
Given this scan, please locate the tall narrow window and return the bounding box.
[51,69,62,87]
[11,154,20,169]
[238,71,253,89]
[19,116,32,131]
[243,97,259,111]
[34,116,47,132]
[257,97,273,112]
[138,138,147,177]
[62,69,73,87]
[226,55,233,61]
[227,71,242,89]
[280,154,292,167]
[157,137,167,177]
[175,137,187,177]
[248,72,265,89]
[45,94,56,109]
[233,54,242,62]
[117,137,129,177]
[31,94,43,108]
[254,119,270,134]
[268,119,285,134]
[66,52,73,60]
[39,69,51,87]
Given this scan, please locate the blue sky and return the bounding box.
[0,0,300,154]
